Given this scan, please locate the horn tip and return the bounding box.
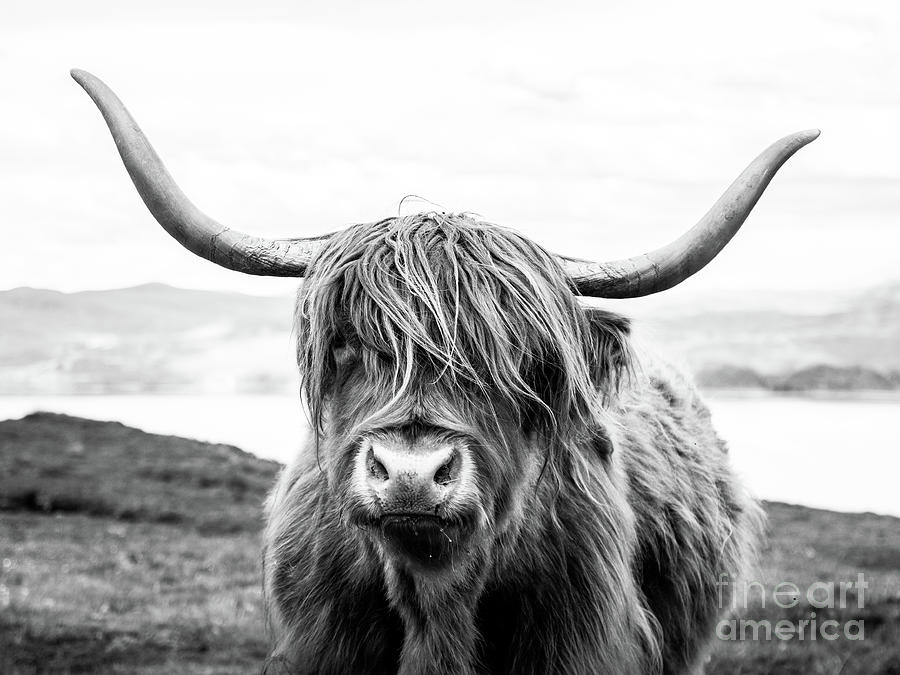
[795,128,821,144]
[70,69,98,89]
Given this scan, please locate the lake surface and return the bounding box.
[1,393,898,517]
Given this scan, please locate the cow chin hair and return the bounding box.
[294,212,626,454]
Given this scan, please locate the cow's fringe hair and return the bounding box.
[295,212,610,447]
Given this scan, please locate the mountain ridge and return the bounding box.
[1,281,897,394]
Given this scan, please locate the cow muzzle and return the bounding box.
[363,436,464,515]
[353,431,476,570]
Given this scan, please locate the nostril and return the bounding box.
[433,450,460,486]
[366,448,389,481]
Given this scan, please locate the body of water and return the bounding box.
[1,393,897,517]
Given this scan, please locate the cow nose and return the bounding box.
[367,443,460,486]
[364,440,462,510]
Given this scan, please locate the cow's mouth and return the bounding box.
[372,513,474,570]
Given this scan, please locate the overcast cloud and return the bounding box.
[1,0,898,298]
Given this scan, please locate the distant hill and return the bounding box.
[773,364,897,391]
[630,281,900,381]
[0,284,296,395]
[0,414,898,673]
[696,363,900,391]
[0,281,898,394]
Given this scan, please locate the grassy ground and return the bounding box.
[1,413,898,674]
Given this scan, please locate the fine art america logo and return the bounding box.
[716,573,868,641]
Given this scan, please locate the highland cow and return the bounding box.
[72,69,818,674]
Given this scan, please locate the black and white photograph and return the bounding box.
[1,1,898,673]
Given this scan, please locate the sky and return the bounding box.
[1,0,898,299]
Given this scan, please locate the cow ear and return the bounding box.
[582,307,634,397]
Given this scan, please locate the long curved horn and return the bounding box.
[71,69,328,276]
[563,130,819,298]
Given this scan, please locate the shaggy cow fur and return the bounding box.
[262,212,764,675]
